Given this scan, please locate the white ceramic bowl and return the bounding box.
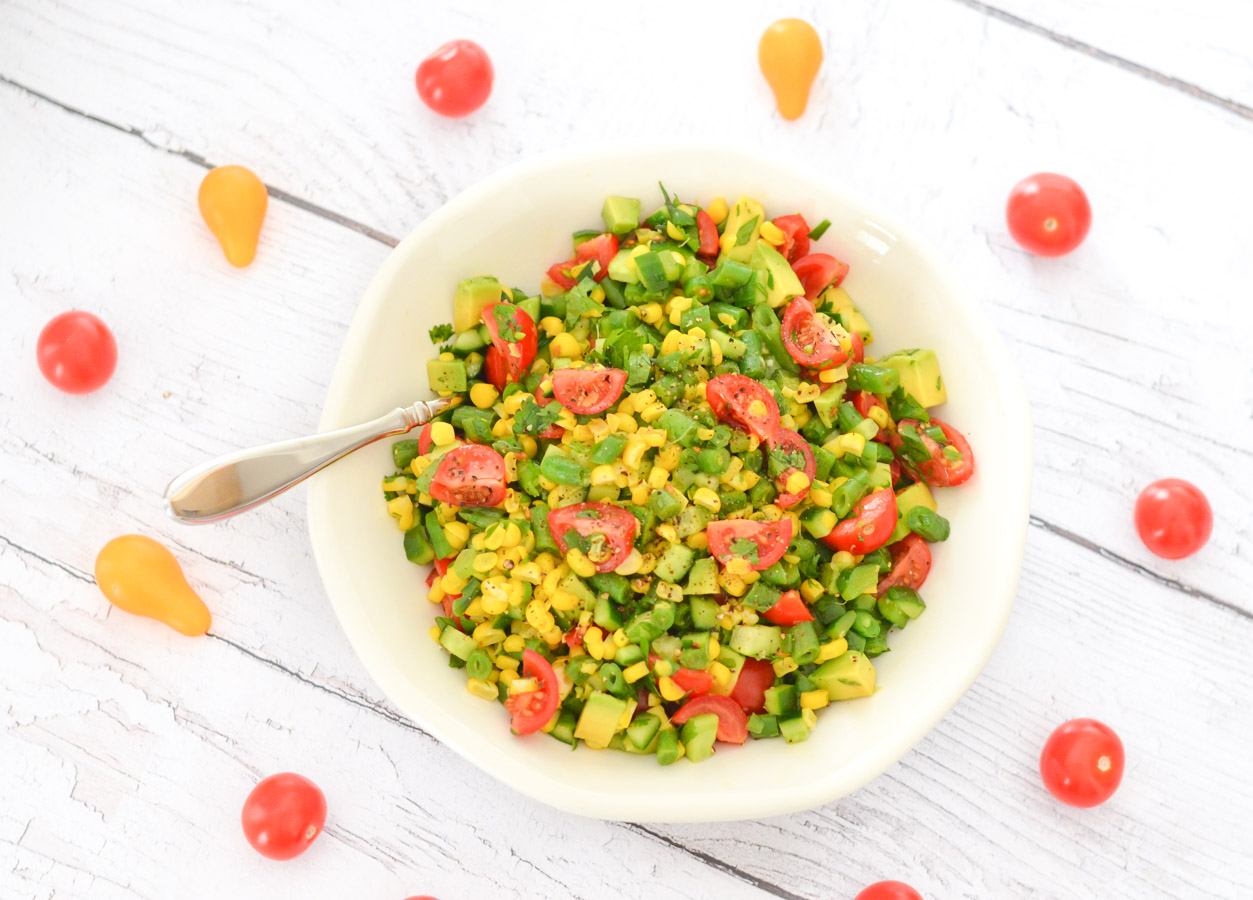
[308,145,1031,823]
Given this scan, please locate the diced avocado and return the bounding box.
[602,196,641,235]
[453,276,506,333]
[813,382,847,428]
[729,623,783,660]
[607,248,640,284]
[626,712,662,751]
[838,564,880,602]
[439,626,477,661]
[656,728,682,765]
[778,716,810,743]
[517,296,541,325]
[573,691,629,749]
[449,328,487,355]
[879,349,947,408]
[720,196,765,262]
[811,651,877,700]
[749,242,805,307]
[820,286,874,342]
[685,559,720,597]
[675,505,713,539]
[655,543,696,583]
[889,481,938,544]
[747,713,780,739]
[427,358,467,393]
[680,713,719,762]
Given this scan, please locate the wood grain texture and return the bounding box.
[2,0,1252,897]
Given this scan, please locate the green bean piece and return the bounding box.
[539,454,589,486]
[697,447,731,474]
[466,650,492,681]
[590,433,628,465]
[905,506,950,542]
[847,363,900,396]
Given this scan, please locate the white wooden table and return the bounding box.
[3,1,1252,897]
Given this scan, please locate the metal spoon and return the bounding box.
[164,398,451,524]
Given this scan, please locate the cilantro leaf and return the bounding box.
[896,424,933,465]
[428,323,454,344]
[735,215,760,247]
[887,388,930,425]
[728,537,761,565]
[512,397,563,436]
[767,445,805,479]
[563,282,603,329]
[492,304,523,342]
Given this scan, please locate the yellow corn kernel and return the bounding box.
[656,523,679,543]
[426,420,454,447]
[707,634,720,660]
[630,483,652,506]
[793,382,822,403]
[589,464,618,487]
[655,444,682,470]
[468,382,498,409]
[614,547,643,576]
[473,551,499,574]
[538,315,565,338]
[428,625,442,644]
[622,437,648,470]
[653,659,674,677]
[526,598,555,630]
[785,471,811,495]
[502,522,523,548]
[639,302,664,325]
[509,677,539,697]
[809,487,834,508]
[588,417,611,440]
[386,495,414,531]
[436,520,467,551]
[495,654,520,670]
[440,569,470,594]
[685,532,709,551]
[565,548,597,579]
[773,656,800,677]
[550,589,581,611]
[472,622,506,646]
[534,553,558,575]
[550,332,582,359]
[817,367,843,384]
[410,456,432,477]
[658,676,686,702]
[491,417,514,439]
[800,579,825,604]
[428,580,447,603]
[623,661,649,684]
[838,432,866,457]
[816,637,849,663]
[719,571,748,596]
[466,678,498,701]
[647,466,670,490]
[656,582,683,604]
[710,338,724,366]
[831,550,856,571]
[513,561,543,585]
[584,626,606,660]
[708,660,733,689]
[868,405,892,430]
[590,286,606,303]
[759,220,786,246]
[505,392,533,417]
[482,524,506,551]
[692,487,721,512]
[801,707,819,730]
[725,556,752,577]
[661,328,685,353]
[632,388,658,409]
[503,634,526,653]
[665,220,685,241]
[706,196,729,225]
[639,428,667,448]
[638,401,667,423]
[800,689,830,710]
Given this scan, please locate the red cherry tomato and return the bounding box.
[529,389,566,439]
[669,693,748,744]
[767,427,816,508]
[670,667,714,696]
[1006,173,1091,257]
[505,649,560,735]
[875,534,932,596]
[706,518,793,571]
[429,445,506,508]
[791,253,850,299]
[850,389,889,424]
[480,302,537,388]
[705,374,781,440]
[1039,718,1125,808]
[550,366,627,414]
[547,233,619,289]
[241,772,327,861]
[854,882,924,900]
[780,296,860,369]
[1134,478,1213,559]
[762,589,813,626]
[483,346,509,393]
[887,418,975,488]
[824,488,898,554]
[696,210,719,256]
[728,657,775,714]
[547,502,638,573]
[36,311,118,394]
[771,214,811,262]
[416,422,435,455]
[415,39,493,118]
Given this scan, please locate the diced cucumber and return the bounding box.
[655,543,696,583]
[729,624,783,660]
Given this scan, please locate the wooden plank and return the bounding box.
[3,0,1248,609]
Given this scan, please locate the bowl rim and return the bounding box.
[308,143,1032,822]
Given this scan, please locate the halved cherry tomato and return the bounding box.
[241,772,327,861]
[728,657,775,714]
[480,302,538,388]
[875,534,932,596]
[780,296,863,370]
[888,418,976,488]
[851,390,888,423]
[547,502,638,573]
[547,233,619,289]
[772,213,810,262]
[767,427,816,508]
[551,366,627,415]
[429,445,506,508]
[483,346,509,392]
[696,210,719,256]
[763,589,814,626]
[530,389,565,439]
[706,374,780,440]
[671,667,714,697]
[563,623,588,649]
[416,422,435,455]
[669,693,748,744]
[823,488,897,554]
[1039,718,1124,807]
[706,519,793,571]
[505,649,560,735]
[792,253,850,300]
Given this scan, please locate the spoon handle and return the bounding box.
[163,398,450,524]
